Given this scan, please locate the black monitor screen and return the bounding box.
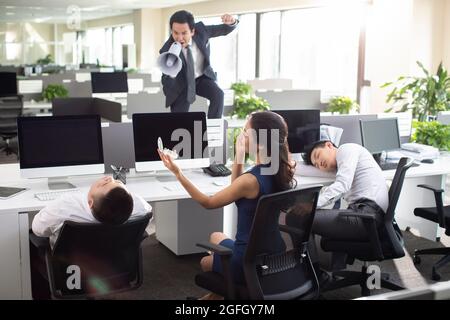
[133,112,208,162]
[18,115,104,169]
[91,72,128,93]
[360,118,401,154]
[0,72,18,97]
[274,110,320,153]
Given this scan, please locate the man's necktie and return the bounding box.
[186,45,196,104]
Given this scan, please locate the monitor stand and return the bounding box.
[48,177,77,190]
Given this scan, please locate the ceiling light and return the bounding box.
[34,17,52,23]
[81,5,109,12]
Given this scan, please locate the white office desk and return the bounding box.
[0,155,449,299]
[23,101,52,113]
[0,164,230,299]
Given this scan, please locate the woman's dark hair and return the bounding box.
[250,111,297,191]
[170,10,195,30]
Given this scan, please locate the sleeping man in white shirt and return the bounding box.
[32,176,152,248]
[304,140,389,270]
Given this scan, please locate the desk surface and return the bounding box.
[1,154,449,214]
[23,101,52,110]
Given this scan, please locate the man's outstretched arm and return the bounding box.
[205,14,239,38]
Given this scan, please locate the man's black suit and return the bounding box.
[159,21,238,119]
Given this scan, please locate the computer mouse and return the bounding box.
[421,159,434,164]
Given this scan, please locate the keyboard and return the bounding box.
[378,162,399,171]
[378,161,420,171]
[34,189,80,201]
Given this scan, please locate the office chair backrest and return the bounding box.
[383,157,414,258]
[0,96,23,135]
[48,213,151,298]
[244,186,321,300]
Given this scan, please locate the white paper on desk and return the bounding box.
[296,162,336,178]
[320,125,343,146]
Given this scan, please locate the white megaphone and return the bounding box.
[157,41,183,78]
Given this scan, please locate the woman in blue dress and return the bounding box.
[158,111,296,298]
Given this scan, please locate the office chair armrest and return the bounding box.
[279,225,304,237]
[197,242,236,299]
[417,184,446,228]
[196,242,232,256]
[29,232,51,253]
[338,211,378,220]
[417,184,444,194]
[338,211,384,260]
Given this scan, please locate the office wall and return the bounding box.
[442,0,450,69]
[366,0,450,113]
[85,13,134,29]
[133,9,164,72]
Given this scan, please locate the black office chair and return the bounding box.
[195,186,321,300]
[29,213,151,299]
[0,95,23,155]
[320,157,414,296]
[413,185,450,281]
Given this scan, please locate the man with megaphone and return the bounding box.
[158,10,238,119]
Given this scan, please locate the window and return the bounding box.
[236,14,256,83]
[81,24,134,69]
[279,7,362,100]
[259,11,281,79]
[200,6,363,98]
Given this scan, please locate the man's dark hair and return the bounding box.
[304,140,336,166]
[170,10,195,30]
[91,187,134,225]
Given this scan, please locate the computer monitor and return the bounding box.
[132,112,209,172]
[320,114,378,145]
[91,71,128,93]
[17,115,104,189]
[360,118,401,154]
[0,72,18,97]
[274,110,320,154]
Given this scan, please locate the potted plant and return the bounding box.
[230,82,252,96]
[382,61,450,121]
[36,54,54,65]
[42,84,69,102]
[326,96,360,114]
[230,82,270,119]
[412,120,450,151]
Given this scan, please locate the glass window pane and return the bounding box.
[280,7,361,99]
[259,11,281,79]
[237,13,256,82]
[198,16,237,88]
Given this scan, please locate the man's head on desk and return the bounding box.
[87,176,134,225]
[305,140,337,172]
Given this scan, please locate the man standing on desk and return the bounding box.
[159,10,238,119]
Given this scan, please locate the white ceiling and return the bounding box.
[0,0,209,24]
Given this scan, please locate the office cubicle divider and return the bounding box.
[255,89,326,111]
[247,78,293,91]
[126,92,209,118]
[52,97,122,122]
[320,114,378,145]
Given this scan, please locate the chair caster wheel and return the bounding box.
[432,269,441,281]
[413,255,421,265]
